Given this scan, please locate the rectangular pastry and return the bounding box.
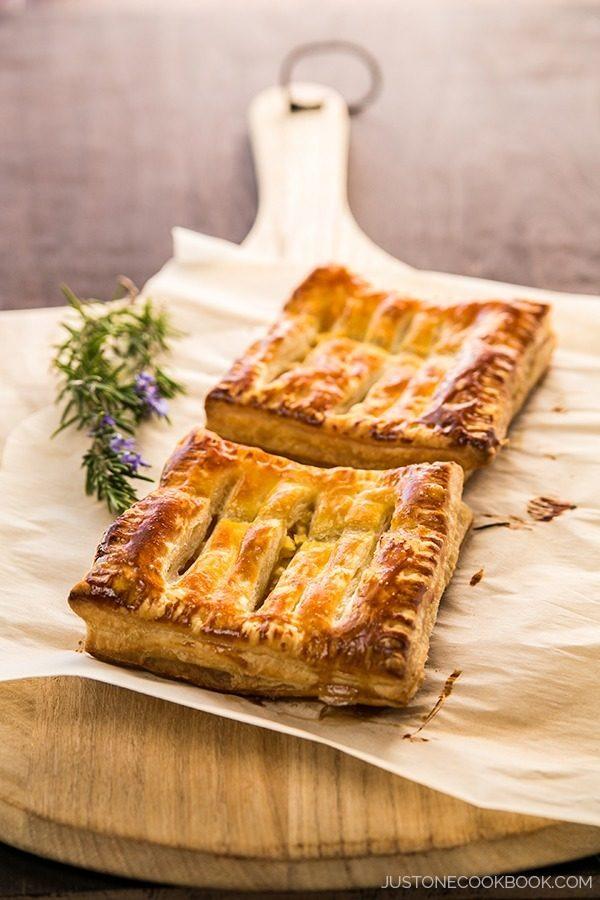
[69,430,472,706]
[205,266,554,471]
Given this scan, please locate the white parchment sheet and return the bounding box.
[0,228,599,826]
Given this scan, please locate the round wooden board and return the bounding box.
[1,84,598,890]
[1,678,598,891]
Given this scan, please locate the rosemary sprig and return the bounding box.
[52,279,185,515]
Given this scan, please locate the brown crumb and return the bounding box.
[473,515,531,532]
[403,670,461,741]
[543,453,557,460]
[473,520,510,532]
[551,405,566,413]
[527,496,577,522]
[469,568,484,586]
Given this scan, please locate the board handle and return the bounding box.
[243,83,353,262]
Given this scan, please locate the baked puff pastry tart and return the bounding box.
[205,266,554,471]
[69,430,472,707]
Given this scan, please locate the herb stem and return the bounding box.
[52,281,185,515]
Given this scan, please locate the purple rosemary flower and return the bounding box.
[108,433,149,474]
[88,413,117,437]
[109,434,135,454]
[135,372,155,391]
[134,371,169,418]
[120,450,149,472]
[146,393,169,417]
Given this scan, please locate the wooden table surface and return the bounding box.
[1,0,600,313]
[0,0,598,896]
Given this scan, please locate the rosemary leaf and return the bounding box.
[52,280,186,516]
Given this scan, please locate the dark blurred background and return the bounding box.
[1,0,599,310]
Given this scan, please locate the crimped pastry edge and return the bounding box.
[205,266,555,471]
[70,498,472,708]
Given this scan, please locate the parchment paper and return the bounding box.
[1,228,599,826]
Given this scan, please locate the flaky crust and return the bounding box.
[70,430,472,706]
[205,266,555,470]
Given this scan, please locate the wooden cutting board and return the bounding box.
[1,84,598,891]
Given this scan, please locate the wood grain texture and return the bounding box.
[1,678,598,892]
[0,0,599,310]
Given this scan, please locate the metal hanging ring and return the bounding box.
[279,40,382,116]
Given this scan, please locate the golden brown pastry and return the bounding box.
[69,430,472,707]
[205,266,555,471]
